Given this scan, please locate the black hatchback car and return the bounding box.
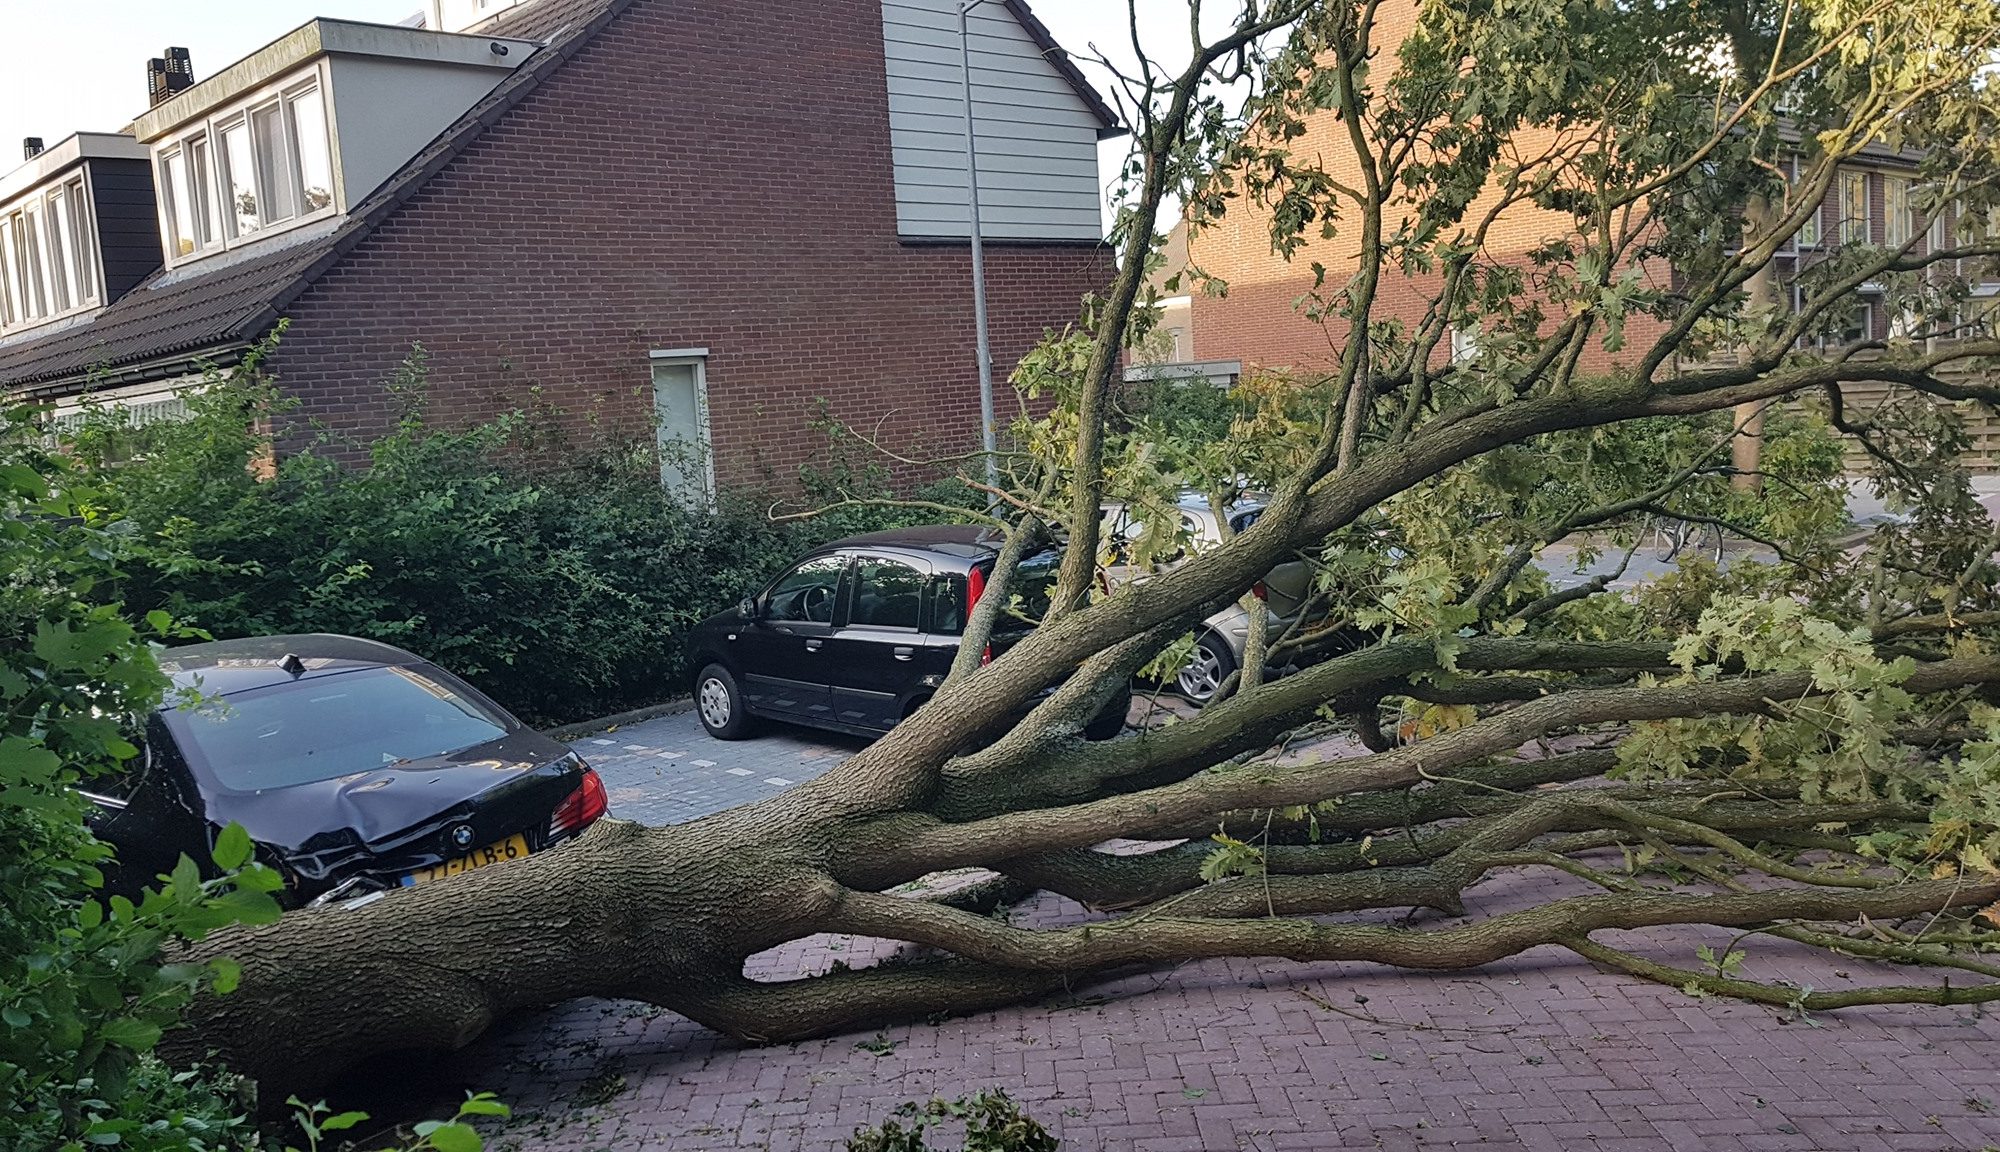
[687,526,1128,742]
[84,634,608,907]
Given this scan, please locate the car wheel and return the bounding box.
[1083,683,1132,741]
[1175,633,1236,706]
[695,663,755,740]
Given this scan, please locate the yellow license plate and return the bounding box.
[400,834,528,887]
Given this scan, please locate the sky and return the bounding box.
[0,1,1221,186]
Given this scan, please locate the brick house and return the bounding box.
[0,0,1122,496]
[1179,1,1999,392]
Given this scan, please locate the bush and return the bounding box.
[0,405,291,1150]
[847,1091,1058,1152]
[63,358,972,727]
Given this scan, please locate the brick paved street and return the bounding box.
[471,707,2000,1152]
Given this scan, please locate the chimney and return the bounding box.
[22,137,43,160]
[145,47,194,107]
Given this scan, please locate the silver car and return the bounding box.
[1100,494,1317,703]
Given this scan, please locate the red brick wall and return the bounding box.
[1187,0,1671,378]
[268,0,1111,491]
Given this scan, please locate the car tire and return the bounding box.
[1083,683,1132,741]
[1175,632,1237,706]
[694,663,756,740]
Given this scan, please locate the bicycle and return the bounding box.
[1648,514,1725,565]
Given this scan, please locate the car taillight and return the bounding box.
[550,764,608,840]
[1252,580,1268,602]
[966,565,993,664]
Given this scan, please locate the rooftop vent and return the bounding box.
[145,47,195,108]
[22,137,42,160]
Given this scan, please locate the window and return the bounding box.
[44,189,74,312]
[1839,171,1869,245]
[218,119,258,237]
[161,150,195,255]
[0,219,16,326]
[764,556,845,624]
[187,138,216,243]
[157,81,334,261]
[19,200,46,317]
[250,104,297,223]
[849,558,926,631]
[1884,176,1911,248]
[161,138,221,257]
[0,178,101,332]
[288,88,333,213]
[651,354,714,505]
[1789,158,1822,248]
[1835,300,1872,345]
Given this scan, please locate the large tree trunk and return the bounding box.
[172,654,2000,1098]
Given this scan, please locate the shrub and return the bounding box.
[0,405,290,1150]
[63,358,973,727]
[847,1091,1059,1152]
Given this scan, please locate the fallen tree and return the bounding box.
[163,0,2000,1097]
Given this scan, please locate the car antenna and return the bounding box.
[279,653,307,677]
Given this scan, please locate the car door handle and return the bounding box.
[804,639,822,651]
[893,646,914,661]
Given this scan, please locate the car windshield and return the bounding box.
[166,665,511,792]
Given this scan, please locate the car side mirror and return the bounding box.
[738,597,758,620]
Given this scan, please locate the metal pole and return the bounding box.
[959,0,999,491]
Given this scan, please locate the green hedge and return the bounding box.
[65,373,969,727]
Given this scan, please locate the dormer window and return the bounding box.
[0,176,100,331]
[160,137,219,255]
[157,80,334,262]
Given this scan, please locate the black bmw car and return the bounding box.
[84,634,608,907]
[685,525,1128,742]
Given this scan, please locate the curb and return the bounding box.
[543,696,694,743]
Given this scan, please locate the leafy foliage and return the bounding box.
[60,357,969,726]
[847,1091,1059,1152]
[0,405,295,1151]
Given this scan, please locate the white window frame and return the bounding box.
[1790,156,1821,249]
[1839,170,1870,246]
[1883,175,1911,248]
[0,217,15,327]
[648,350,717,507]
[0,173,104,335]
[154,65,338,268]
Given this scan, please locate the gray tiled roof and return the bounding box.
[0,0,628,392]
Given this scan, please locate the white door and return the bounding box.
[651,358,714,505]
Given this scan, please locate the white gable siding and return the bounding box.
[881,0,1105,242]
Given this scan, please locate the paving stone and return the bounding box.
[476,713,2000,1151]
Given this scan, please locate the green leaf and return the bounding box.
[456,1095,511,1118]
[98,1017,163,1052]
[212,823,253,872]
[425,1122,483,1152]
[0,736,62,787]
[32,618,131,671]
[209,957,242,995]
[3,1005,31,1028]
[318,1111,369,1132]
[213,888,285,926]
[78,900,104,931]
[169,853,203,897]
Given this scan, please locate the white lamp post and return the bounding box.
[958,0,999,490]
